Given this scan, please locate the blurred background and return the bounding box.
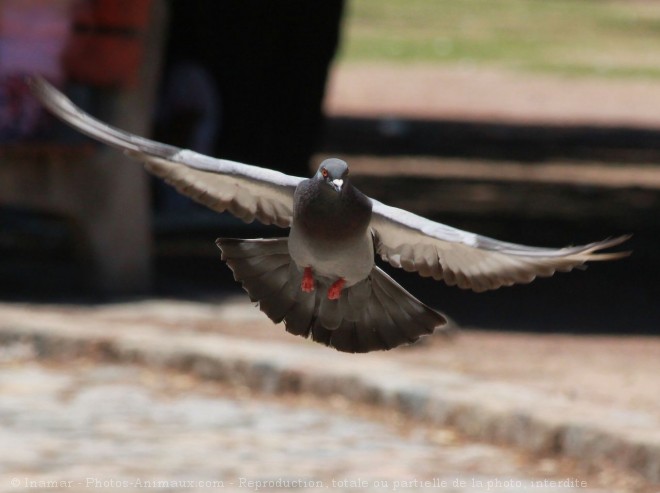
[1,0,657,333]
[1,1,660,491]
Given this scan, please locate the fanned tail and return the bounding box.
[216,238,447,353]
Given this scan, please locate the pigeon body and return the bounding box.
[290,158,374,288]
[29,77,630,353]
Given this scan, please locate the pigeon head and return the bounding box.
[315,158,349,193]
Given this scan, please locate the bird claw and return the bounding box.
[301,267,315,293]
[327,278,345,300]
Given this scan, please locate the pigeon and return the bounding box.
[29,77,630,353]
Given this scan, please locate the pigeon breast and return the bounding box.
[289,178,374,285]
[293,178,372,242]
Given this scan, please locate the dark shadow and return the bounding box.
[324,116,660,163]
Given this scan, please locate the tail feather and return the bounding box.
[321,322,357,352]
[216,237,448,353]
[283,293,316,337]
[318,296,342,330]
[311,316,334,347]
[259,282,297,323]
[372,269,445,341]
[341,280,370,322]
[354,313,387,353]
[367,291,400,349]
[338,295,359,323]
[361,302,395,351]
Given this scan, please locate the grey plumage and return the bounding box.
[30,77,631,353]
[217,238,443,353]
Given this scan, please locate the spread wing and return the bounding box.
[370,200,630,293]
[29,77,302,227]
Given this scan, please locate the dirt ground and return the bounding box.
[325,63,660,127]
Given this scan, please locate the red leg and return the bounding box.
[327,278,346,300]
[301,267,315,293]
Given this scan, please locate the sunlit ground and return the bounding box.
[340,0,660,79]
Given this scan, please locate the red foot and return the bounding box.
[301,267,315,293]
[327,278,346,300]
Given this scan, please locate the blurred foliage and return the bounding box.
[339,0,660,78]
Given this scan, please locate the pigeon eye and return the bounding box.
[321,168,328,178]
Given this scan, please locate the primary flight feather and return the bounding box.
[29,77,630,353]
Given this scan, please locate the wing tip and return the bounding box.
[25,74,45,92]
[582,234,632,261]
[26,75,49,108]
[26,75,64,111]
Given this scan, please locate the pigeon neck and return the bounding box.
[294,179,372,241]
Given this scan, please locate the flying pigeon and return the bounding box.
[29,77,630,353]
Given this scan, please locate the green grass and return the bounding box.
[339,0,660,78]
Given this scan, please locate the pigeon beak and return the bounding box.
[331,179,344,193]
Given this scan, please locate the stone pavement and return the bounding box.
[0,298,658,492]
[0,360,606,493]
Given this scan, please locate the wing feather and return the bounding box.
[370,199,630,292]
[29,77,301,228]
